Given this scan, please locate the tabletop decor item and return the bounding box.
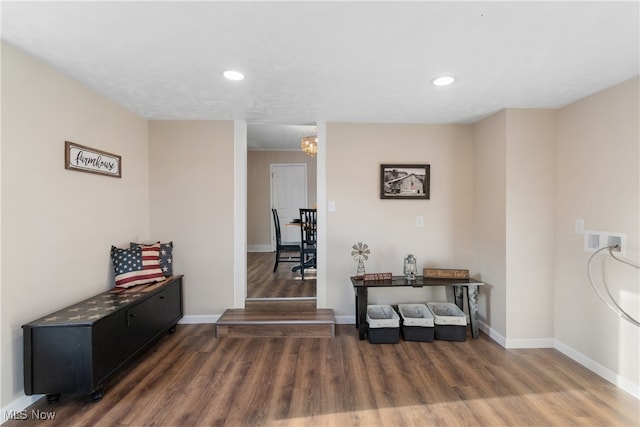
[424,268,469,279]
[351,242,370,277]
[362,272,393,282]
[404,254,417,280]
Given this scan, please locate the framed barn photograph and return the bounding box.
[380,164,430,199]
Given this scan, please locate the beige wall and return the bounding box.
[2,40,638,410]
[505,109,556,341]
[1,43,150,407]
[472,79,638,391]
[148,121,235,316]
[326,123,475,315]
[472,111,508,336]
[472,108,565,344]
[554,77,639,388]
[247,150,317,249]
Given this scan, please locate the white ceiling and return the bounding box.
[2,1,638,149]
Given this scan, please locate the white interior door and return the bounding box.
[271,163,307,246]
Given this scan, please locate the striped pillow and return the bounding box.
[111,243,165,288]
[130,241,173,276]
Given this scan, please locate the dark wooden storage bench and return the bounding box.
[23,275,183,402]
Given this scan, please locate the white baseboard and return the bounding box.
[479,321,507,347]
[505,337,555,349]
[334,315,355,325]
[554,339,640,400]
[479,321,639,400]
[179,314,220,324]
[2,394,44,423]
[480,321,554,348]
[247,245,272,252]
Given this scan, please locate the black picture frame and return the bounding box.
[380,164,430,199]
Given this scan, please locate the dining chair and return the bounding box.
[299,208,317,280]
[271,208,301,272]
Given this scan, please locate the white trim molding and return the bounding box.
[179,315,221,324]
[233,120,247,309]
[480,320,639,400]
[554,339,639,400]
[316,121,327,308]
[479,320,507,348]
[505,337,555,349]
[334,315,355,325]
[2,395,44,424]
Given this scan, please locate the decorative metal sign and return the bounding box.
[65,141,121,178]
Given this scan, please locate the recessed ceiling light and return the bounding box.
[222,70,245,81]
[432,76,455,86]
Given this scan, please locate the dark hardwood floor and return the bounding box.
[9,253,637,425]
[7,324,638,426]
[247,251,315,299]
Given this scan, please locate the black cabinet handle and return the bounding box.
[159,296,165,300]
[127,312,136,327]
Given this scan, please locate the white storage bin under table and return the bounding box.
[398,303,434,342]
[366,305,400,344]
[427,302,467,341]
[350,275,484,341]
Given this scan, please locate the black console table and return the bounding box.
[23,275,183,402]
[350,275,484,340]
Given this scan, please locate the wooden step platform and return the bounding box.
[244,297,316,312]
[215,308,335,338]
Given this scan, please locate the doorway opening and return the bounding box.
[246,124,317,300]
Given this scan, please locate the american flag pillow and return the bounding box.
[111,243,165,288]
[130,241,173,277]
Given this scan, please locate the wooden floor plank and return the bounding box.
[247,252,315,299]
[7,326,638,427]
[17,252,633,426]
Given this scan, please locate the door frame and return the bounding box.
[234,121,327,309]
[233,120,247,308]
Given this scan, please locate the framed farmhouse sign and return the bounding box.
[65,141,121,178]
[380,164,430,199]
